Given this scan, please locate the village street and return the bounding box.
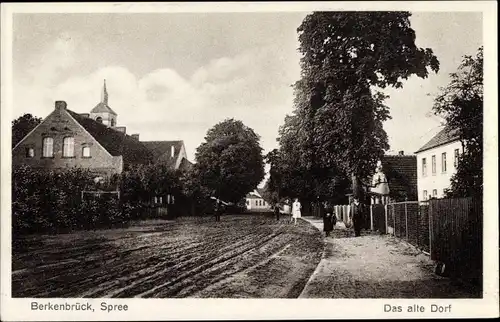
[11,213,478,298]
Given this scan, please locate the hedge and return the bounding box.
[12,166,131,235]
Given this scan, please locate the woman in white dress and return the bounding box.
[291,198,302,225]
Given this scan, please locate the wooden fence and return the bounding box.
[374,197,482,285]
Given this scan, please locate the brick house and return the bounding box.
[12,81,192,177]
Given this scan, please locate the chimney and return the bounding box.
[131,134,140,141]
[55,101,67,111]
[398,151,404,156]
[79,113,90,118]
[114,126,126,134]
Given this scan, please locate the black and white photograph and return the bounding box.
[1,2,498,321]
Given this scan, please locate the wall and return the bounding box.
[13,105,122,176]
[245,197,269,211]
[89,111,116,127]
[416,140,463,201]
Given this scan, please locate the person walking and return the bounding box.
[214,199,222,222]
[291,198,302,225]
[274,202,280,221]
[323,201,336,237]
[351,198,363,237]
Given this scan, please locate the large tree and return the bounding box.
[287,12,440,200]
[12,114,42,148]
[194,119,265,203]
[434,47,483,199]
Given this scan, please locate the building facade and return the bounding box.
[245,190,270,211]
[12,81,192,177]
[415,127,462,201]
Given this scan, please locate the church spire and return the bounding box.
[101,79,108,105]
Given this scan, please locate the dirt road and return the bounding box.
[300,217,481,298]
[12,214,323,298]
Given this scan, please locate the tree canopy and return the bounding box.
[434,47,483,199]
[194,118,265,203]
[269,11,440,204]
[12,114,42,148]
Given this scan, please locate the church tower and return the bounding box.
[90,80,117,127]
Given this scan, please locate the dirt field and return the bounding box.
[12,214,323,298]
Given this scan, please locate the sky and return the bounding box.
[11,11,483,186]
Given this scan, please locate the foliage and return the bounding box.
[12,114,42,148]
[194,118,265,203]
[12,166,125,234]
[269,12,440,204]
[434,47,483,198]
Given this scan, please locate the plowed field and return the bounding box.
[12,214,323,298]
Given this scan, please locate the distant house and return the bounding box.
[12,81,192,178]
[245,189,270,212]
[415,127,462,201]
[369,151,418,204]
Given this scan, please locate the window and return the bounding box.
[423,190,428,200]
[454,149,459,168]
[422,158,427,176]
[110,118,115,127]
[96,117,103,123]
[432,189,438,198]
[62,137,75,157]
[25,147,34,158]
[82,146,91,158]
[431,155,436,175]
[441,152,447,173]
[42,137,53,157]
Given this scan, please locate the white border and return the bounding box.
[1,2,498,321]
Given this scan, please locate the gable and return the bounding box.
[12,106,119,168]
[142,140,184,168]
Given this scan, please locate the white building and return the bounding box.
[245,190,271,211]
[415,127,463,201]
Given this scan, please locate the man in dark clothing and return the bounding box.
[323,202,336,237]
[214,199,222,222]
[351,198,364,237]
[274,203,280,221]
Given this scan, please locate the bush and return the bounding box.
[12,166,126,235]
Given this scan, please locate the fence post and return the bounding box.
[393,204,396,236]
[384,204,388,234]
[370,204,374,231]
[405,202,408,241]
[428,200,433,258]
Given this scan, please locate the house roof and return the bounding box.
[415,127,460,153]
[141,140,184,167]
[246,190,263,199]
[381,155,418,201]
[67,110,152,165]
[90,102,117,115]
